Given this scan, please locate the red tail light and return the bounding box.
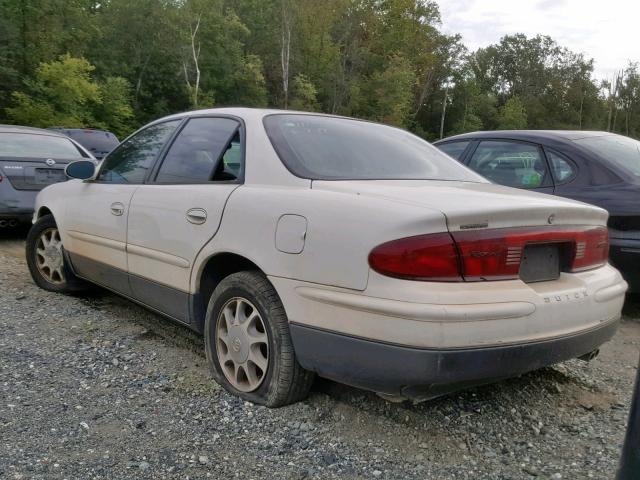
[368,233,462,281]
[369,226,608,282]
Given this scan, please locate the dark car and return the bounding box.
[47,127,119,160]
[0,125,93,226]
[434,130,640,291]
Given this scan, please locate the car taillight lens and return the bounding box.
[368,233,462,281]
[569,227,609,272]
[369,226,609,282]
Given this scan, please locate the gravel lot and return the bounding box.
[1,227,639,479]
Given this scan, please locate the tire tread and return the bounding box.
[205,270,314,407]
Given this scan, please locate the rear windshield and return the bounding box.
[0,132,84,159]
[65,130,119,154]
[574,135,640,177]
[263,114,484,181]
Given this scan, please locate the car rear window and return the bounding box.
[574,135,640,177]
[66,130,119,153]
[0,132,84,159]
[436,141,470,160]
[263,114,483,181]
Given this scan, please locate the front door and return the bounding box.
[126,116,243,322]
[64,119,182,295]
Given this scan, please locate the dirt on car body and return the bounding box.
[0,232,638,479]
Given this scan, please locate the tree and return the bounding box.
[280,0,293,108]
[352,55,416,127]
[6,55,133,137]
[93,77,135,137]
[0,1,638,140]
[183,12,203,108]
[497,96,527,129]
[290,74,319,111]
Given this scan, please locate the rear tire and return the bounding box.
[26,214,89,294]
[204,271,314,407]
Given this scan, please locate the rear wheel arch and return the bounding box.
[193,252,266,332]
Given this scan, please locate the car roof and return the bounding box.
[435,130,615,143]
[153,107,358,124]
[48,127,116,134]
[0,124,70,138]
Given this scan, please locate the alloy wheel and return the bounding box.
[35,227,66,285]
[215,297,269,392]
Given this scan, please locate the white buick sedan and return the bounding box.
[27,108,627,406]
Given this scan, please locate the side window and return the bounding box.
[155,117,241,184]
[220,131,242,179]
[436,141,470,160]
[468,140,547,189]
[546,149,577,184]
[98,120,180,184]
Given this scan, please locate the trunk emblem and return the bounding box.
[45,158,56,166]
[548,214,555,224]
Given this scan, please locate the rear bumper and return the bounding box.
[0,179,37,223]
[0,209,33,222]
[291,317,620,399]
[610,238,640,292]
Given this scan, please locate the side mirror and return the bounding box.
[65,160,96,180]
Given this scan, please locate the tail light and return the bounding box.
[369,226,608,282]
[367,233,462,281]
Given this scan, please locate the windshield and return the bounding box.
[0,132,84,159]
[574,134,640,177]
[263,114,484,181]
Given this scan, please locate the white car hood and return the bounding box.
[312,180,608,231]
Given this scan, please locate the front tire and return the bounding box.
[204,271,314,407]
[26,214,88,293]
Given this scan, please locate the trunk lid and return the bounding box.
[312,180,608,230]
[0,156,77,191]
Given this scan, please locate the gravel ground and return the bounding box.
[1,227,639,479]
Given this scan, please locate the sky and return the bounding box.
[438,0,639,81]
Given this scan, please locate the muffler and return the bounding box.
[578,349,600,362]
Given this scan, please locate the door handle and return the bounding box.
[186,208,207,225]
[110,202,125,216]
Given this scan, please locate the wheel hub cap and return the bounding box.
[35,227,66,285]
[215,297,269,392]
[227,326,249,363]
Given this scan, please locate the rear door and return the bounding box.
[126,115,243,322]
[64,120,181,295]
[544,148,579,194]
[466,139,554,193]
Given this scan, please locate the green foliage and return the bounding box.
[0,1,637,140]
[367,55,416,127]
[498,96,528,130]
[451,112,483,135]
[231,55,268,107]
[290,74,319,111]
[6,55,133,137]
[93,77,135,137]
